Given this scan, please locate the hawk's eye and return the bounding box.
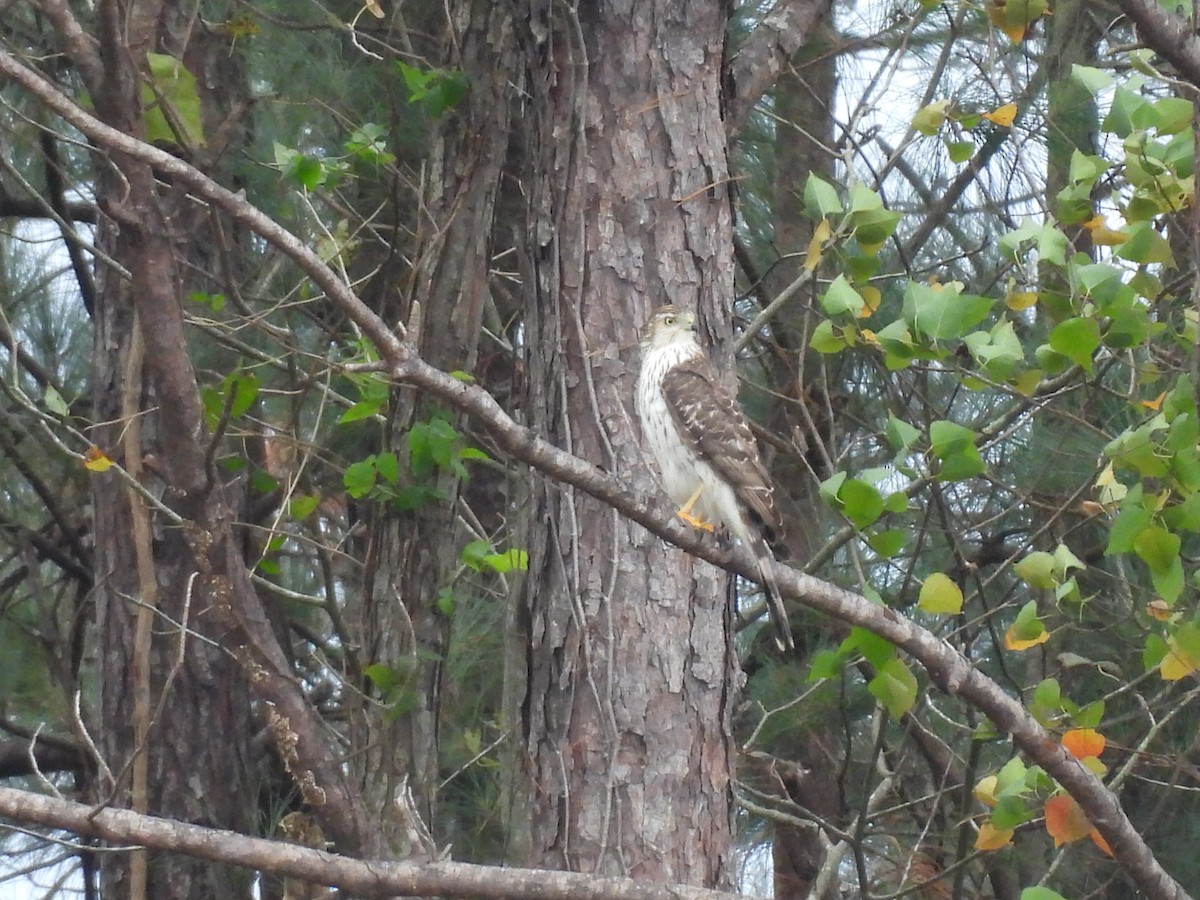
[662,315,676,326]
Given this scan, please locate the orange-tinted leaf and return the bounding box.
[1141,391,1167,411]
[975,822,1014,851]
[1091,828,1114,857]
[1062,728,1105,759]
[1005,624,1050,651]
[83,446,114,472]
[1146,599,1172,622]
[982,102,1018,127]
[1081,215,1129,246]
[1045,794,1093,846]
[1077,500,1105,517]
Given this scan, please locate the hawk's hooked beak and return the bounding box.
[680,312,696,332]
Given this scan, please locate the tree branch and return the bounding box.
[1116,0,1200,89]
[725,0,834,133]
[0,786,744,900]
[0,46,1188,900]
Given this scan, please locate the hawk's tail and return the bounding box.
[754,544,794,653]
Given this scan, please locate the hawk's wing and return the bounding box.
[659,357,783,545]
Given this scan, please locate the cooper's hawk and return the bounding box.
[635,304,794,651]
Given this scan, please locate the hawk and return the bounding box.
[635,305,794,651]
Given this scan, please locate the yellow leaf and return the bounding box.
[804,219,833,272]
[1005,290,1038,311]
[83,446,113,472]
[1081,215,1128,246]
[856,285,882,318]
[1005,625,1050,651]
[364,0,385,17]
[973,775,999,808]
[975,822,1014,851]
[918,572,964,614]
[1160,636,1200,681]
[858,328,879,347]
[982,102,1018,127]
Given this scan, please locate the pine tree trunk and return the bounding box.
[510,0,739,886]
[88,7,258,895]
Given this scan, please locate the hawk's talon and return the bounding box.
[676,485,715,532]
[677,509,716,532]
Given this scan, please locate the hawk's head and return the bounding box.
[641,305,697,350]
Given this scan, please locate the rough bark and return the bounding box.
[83,4,257,895]
[510,0,739,886]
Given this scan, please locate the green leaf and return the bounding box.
[918,573,964,614]
[820,274,865,317]
[1014,551,1056,589]
[1071,64,1113,93]
[43,385,69,416]
[912,99,951,136]
[1152,96,1193,135]
[227,372,259,419]
[803,173,842,217]
[460,539,492,572]
[1021,888,1068,900]
[929,420,986,481]
[991,794,1035,830]
[483,548,529,574]
[1117,221,1176,266]
[946,140,974,163]
[904,280,993,342]
[847,627,895,669]
[343,458,379,499]
[807,648,845,681]
[1009,600,1047,643]
[867,528,905,558]
[809,319,846,354]
[868,657,917,718]
[142,53,206,148]
[289,495,319,519]
[339,399,383,424]
[1134,525,1184,602]
[885,414,921,455]
[436,587,456,617]
[840,478,885,529]
[1134,524,1181,573]
[1048,317,1101,372]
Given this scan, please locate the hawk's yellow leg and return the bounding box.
[677,485,716,532]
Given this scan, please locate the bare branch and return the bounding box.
[0,786,745,900]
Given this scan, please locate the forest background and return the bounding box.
[0,0,1198,897]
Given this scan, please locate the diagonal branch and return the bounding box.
[0,47,1189,900]
[725,0,834,133]
[1116,0,1200,89]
